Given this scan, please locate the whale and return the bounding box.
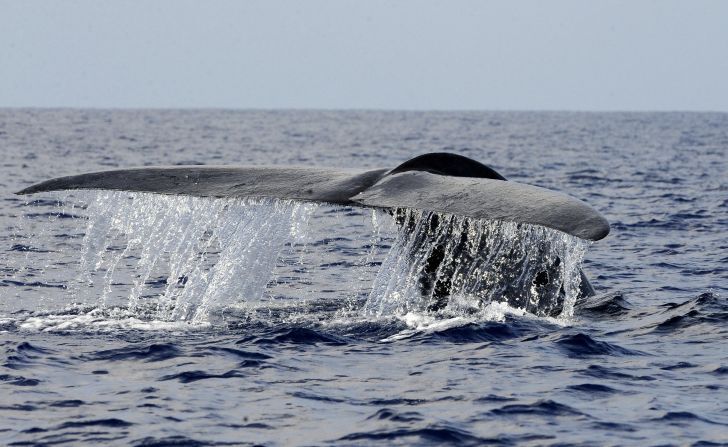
[17,153,609,241]
[16,152,609,314]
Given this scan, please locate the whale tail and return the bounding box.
[16,152,609,241]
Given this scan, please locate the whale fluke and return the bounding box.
[352,171,608,241]
[16,153,609,241]
[16,166,390,205]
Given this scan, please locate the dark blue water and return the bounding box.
[1,109,727,446]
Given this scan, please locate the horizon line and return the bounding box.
[2,106,727,114]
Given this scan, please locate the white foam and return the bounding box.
[16,307,211,333]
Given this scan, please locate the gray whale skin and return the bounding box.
[17,153,609,313]
[17,152,609,241]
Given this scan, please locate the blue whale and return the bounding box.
[17,152,609,315]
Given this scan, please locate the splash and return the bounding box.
[6,192,589,329]
[73,192,318,322]
[363,209,588,319]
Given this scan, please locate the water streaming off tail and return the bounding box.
[73,192,324,323]
[7,192,589,327]
[363,209,588,319]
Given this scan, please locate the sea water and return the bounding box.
[1,109,726,445]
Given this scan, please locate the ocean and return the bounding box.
[1,109,726,446]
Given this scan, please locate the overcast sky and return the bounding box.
[2,0,727,111]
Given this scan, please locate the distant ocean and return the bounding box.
[1,109,727,446]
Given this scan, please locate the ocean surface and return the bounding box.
[0,109,726,446]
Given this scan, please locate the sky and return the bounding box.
[2,0,728,111]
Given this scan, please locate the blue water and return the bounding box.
[1,109,727,446]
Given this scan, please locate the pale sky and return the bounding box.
[2,0,727,111]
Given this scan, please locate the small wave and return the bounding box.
[289,391,347,403]
[0,373,41,386]
[205,346,272,360]
[490,399,583,417]
[575,292,631,316]
[653,411,725,426]
[9,244,53,253]
[159,369,246,383]
[659,361,697,371]
[588,421,637,432]
[337,425,489,446]
[649,292,727,334]
[555,333,643,357]
[24,211,85,220]
[84,343,181,362]
[47,399,85,408]
[0,404,37,411]
[367,408,424,423]
[14,341,52,354]
[131,436,211,447]
[1,279,67,289]
[566,383,620,395]
[58,418,133,429]
[253,327,349,345]
[423,322,520,343]
[3,341,59,370]
[580,365,656,381]
[380,301,561,342]
[473,394,517,403]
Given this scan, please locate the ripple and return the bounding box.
[0,373,41,386]
[289,391,346,404]
[490,399,584,417]
[159,369,246,383]
[57,418,133,429]
[24,211,84,220]
[132,436,212,447]
[566,383,620,395]
[337,425,489,445]
[86,343,181,362]
[575,292,631,316]
[653,411,725,426]
[418,322,521,344]
[204,346,272,360]
[473,394,517,403]
[254,327,349,345]
[47,399,85,408]
[580,365,656,381]
[367,408,424,423]
[659,361,697,371]
[555,333,642,357]
[1,279,67,289]
[9,244,52,253]
[650,292,728,333]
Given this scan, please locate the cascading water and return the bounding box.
[362,209,589,319]
[72,192,321,323]
[6,191,589,329]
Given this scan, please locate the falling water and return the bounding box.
[73,192,320,323]
[362,209,589,319]
[16,192,589,326]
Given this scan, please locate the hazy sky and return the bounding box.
[2,0,727,110]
